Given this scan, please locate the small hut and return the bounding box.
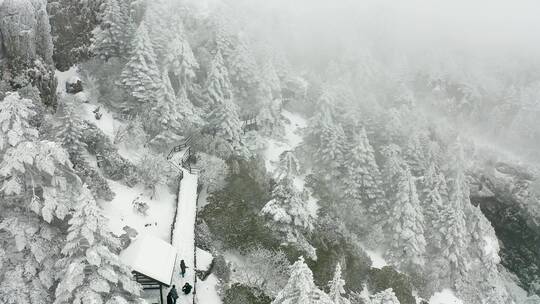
[120,235,177,304]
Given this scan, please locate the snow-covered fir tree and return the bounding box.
[54,186,142,304]
[205,49,233,106]
[147,71,183,148]
[0,92,79,303]
[227,38,262,109]
[304,103,347,181]
[342,127,385,214]
[419,162,448,249]
[204,50,243,155]
[0,92,39,149]
[120,21,161,112]
[163,19,199,90]
[275,150,300,179]
[92,0,133,60]
[328,263,351,304]
[55,101,87,165]
[370,288,401,304]
[272,256,333,304]
[383,147,427,271]
[261,177,316,260]
[144,0,175,61]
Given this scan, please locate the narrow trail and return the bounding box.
[171,168,198,304]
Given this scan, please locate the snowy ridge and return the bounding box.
[171,168,198,304]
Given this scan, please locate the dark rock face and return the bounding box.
[0,0,57,107]
[66,77,83,94]
[471,196,540,295]
[47,0,103,71]
[470,163,540,296]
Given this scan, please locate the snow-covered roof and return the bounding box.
[120,234,177,286]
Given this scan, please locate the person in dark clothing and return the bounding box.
[182,282,192,295]
[180,259,188,278]
[167,285,179,304]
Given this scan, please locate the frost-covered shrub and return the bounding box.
[101,150,140,183]
[309,216,372,291]
[195,219,214,252]
[74,164,115,201]
[200,161,277,251]
[196,152,228,193]
[113,117,147,147]
[368,267,415,304]
[80,121,115,154]
[136,150,173,198]
[223,284,271,304]
[213,255,231,284]
[233,247,290,297]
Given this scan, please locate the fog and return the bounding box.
[215,0,540,66]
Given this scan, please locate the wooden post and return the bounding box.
[159,285,163,304]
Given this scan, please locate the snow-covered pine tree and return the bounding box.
[433,141,471,283]
[403,131,430,177]
[370,288,401,304]
[342,127,385,213]
[0,92,39,149]
[144,0,174,61]
[272,256,333,304]
[257,59,283,134]
[147,71,183,148]
[136,150,172,199]
[211,7,238,60]
[206,99,243,156]
[92,0,132,60]
[204,50,243,156]
[260,59,282,99]
[304,102,347,182]
[454,205,513,304]
[205,49,233,106]
[328,263,351,304]
[467,206,500,272]
[260,177,317,260]
[383,147,427,271]
[0,92,80,303]
[120,21,161,113]
[275,150,300,179]
[227,38,262,109]
[54,186,142,304]
[419,162,448,249]
[55,102,87,166]
[163,19,199,91]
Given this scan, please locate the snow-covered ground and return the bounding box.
[264,110,319,214]
[196,274,222,304]
[429,289,463,304]
[55,67,79,95]
[195,248,222,303]
[101,180,176,241]
[364,249,388,269]
[171,169,198,304]
[264,110,307,173]
[80,102,116,140]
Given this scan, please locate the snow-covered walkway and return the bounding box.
[171,168,198,304]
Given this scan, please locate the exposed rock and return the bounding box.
[66,76,83,94]
[0,0,57,107]
[470,162,540,296]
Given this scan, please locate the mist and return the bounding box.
[2,0,540,303]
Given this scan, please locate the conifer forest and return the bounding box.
[0,0,540,303]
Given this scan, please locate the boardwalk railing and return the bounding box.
[169,172,184,244]
[240,113,259,133]
[166,135,193,160]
